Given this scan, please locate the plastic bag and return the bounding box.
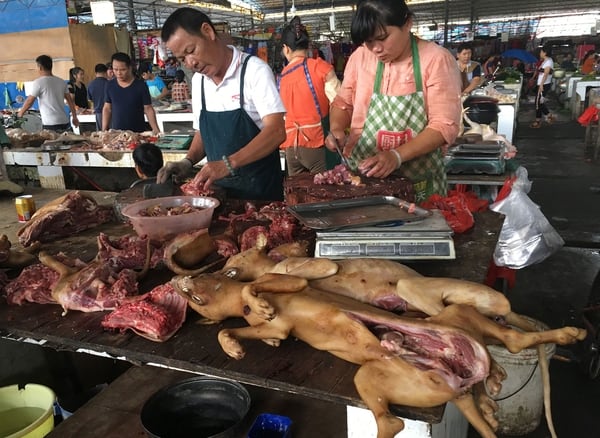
[490,166,564,269]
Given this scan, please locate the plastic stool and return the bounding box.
[485,259,516,291]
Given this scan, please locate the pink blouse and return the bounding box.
[332,37,462,146]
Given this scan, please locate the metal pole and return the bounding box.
[128,0,137,31]
[443,0,449,47]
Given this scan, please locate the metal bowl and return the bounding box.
[140,377,251,438]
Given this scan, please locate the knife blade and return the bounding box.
[329,132,353,170]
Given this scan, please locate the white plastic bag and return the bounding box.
[490,166,564,269]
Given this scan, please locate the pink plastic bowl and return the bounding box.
[121,196,220,241]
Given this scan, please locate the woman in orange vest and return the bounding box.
[278,17,341,175]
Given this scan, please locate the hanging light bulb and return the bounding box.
[290,0,296,14]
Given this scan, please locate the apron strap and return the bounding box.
[201,54,253,109]
[373,34,423,94]
[410,34,423,93]
[302,59,323,119]
[239,54,252,108]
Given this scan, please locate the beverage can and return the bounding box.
[15,195,36,223]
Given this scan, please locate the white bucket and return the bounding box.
[487,317,556,436]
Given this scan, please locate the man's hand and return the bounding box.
[156,159,193,184]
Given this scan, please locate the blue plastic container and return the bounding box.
[247,413,292,438]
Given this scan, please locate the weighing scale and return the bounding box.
[314,210,455,260]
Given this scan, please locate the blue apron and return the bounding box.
[200,55,283,200]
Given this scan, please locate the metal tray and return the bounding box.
[287,196,432,230]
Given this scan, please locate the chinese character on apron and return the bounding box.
[200,55,283,200]
[349,34,447,202]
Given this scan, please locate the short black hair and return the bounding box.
[350,0,412,46]
[175,69,185,82]
[111,52,131,66]
[457,43,473,54]
[35,55,53,71]
[133,143,164,178]
[95,63,108,73]
[161,7,216,43]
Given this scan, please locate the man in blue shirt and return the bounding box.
[102,52,160,133]
[141,63,169,101]
[87,63,109,131]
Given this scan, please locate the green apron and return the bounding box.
[200,56,283,201]
[349,34,447,201]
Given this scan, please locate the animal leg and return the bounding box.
[452,392,497,438]
[270,257,339,280]
[396,277,511,317]
[354,362,406,438]
[471,382,499,431]
[38,251,79,276]
[241,285,277,321]
[430,305,586,353]
[218,324,291,360]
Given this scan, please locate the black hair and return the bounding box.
[457,43,473,53]
[132,143,164,178]
[161,7,216,43]
[281,16,309,50]
[350,0,412,46]
[541,44,553,58]
[111,52,131,66]
[69,67,84,82]
[175,69,186,82]
[35,55,53,71]
[95,63,108,73]
[106,62,113,70]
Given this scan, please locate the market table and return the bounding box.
[0,188,504,438]
[76,111,195,133]
[2,148,188,190]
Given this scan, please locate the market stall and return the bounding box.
[0,188,504,438]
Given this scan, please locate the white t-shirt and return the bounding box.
[30,75,70,125]
[537,58,554,86]
[191,46,285,130]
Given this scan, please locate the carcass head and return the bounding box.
[170,272,244,322]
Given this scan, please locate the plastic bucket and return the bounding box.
[0,383,56,438]
[487,317,556,435]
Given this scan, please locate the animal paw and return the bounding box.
[218,331,246,360]
[262,338,281,347]
[248,295,277,321]
[553,326,587,345]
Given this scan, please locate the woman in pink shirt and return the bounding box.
[326,0,461,200]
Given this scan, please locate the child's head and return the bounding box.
[132,143,164,179]
[175,69,185,83]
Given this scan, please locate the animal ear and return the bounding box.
[255,233,268,251]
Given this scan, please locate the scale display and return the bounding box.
[315,239,455,259]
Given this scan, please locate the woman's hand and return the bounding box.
[358,149,401,178]
[325,131,346,152]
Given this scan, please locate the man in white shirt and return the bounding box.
[17,55,79,132]
[156,7,286,201]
